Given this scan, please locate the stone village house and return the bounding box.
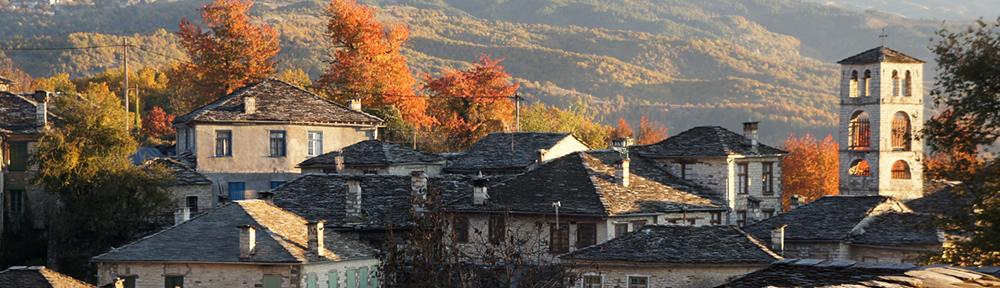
[561,225,781,288]
[92,200,378,288]
[298,140,444,176]
[717,258,1000,288]
[443,132,590,175]
[172,79,383,203]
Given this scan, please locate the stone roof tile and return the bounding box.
[717,259,999,287]
[444,132,583,174]
[562,225,781,264]
[144,157,211,186]
[0,266,94,288]
[299,140,443,168]
[0,92,45,135]
[743,196,893,243]
[838,46,925,65]
[633,126,785,158]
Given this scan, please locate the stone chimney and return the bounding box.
[307,220,325,258]
[333,154,345,174]
[743,121,759,147]
[243,96,257,114]
[789,195,804,210]
[473,177,489,205]
[536,149,548,164]
[33,91,49,127]
[611,137,633,151]
[770,224,787,256]
[345,178,362,222]
[239,225,256,259]
[615,157,630,187]
[411,170,427,199]
[349,99,362,111]
[0,77,11,92]
[173,207,190,226]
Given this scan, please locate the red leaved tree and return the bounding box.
[613,117,634,139]
[781,133,839,209]
[142,106,176,139]
[319,0,431,128]
[425,56,519,149]
[636,116,668,145]
[174,0,280,113]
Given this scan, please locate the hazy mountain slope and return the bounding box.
[0,0,950,142]
[807,0,1000,20]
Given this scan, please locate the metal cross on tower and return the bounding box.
[879,28,888,46]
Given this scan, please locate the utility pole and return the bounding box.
[122,38,130,131]
[512,93,522,132]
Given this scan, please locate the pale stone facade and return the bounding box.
[652,155,783,225]
[572,263,766,288]
[96,259,378,288]
[454,214,610,261]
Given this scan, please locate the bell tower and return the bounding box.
[836,46,925,200]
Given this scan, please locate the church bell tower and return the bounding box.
[837,46,925,200]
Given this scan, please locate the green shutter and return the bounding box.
[345,268,356,288]
[307,273,318,288]
[357,267,368,288]
[262,275,281,288]
[328,270,339,288]
[368,266,379,288]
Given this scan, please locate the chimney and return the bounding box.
[473,177,489,205]
[0,77,11,92]
[173,207,190,225]
[615,157,630,187]
[333,154,345,173]
[411,170,427,199]
[349,99,362,111]
[243,96,257,114]
[33,91,48,127]
[536,149,548,163]
[789,195,804,210]
[239,225,256,259]
[611,137,633,151]
[345,178,362,222]
[771,224,787,256]
[743,121,759,147]
[307,220,326,258]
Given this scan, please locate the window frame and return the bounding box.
[8,141,28,171]
[627,275,649,288]
[489,215,506,245]
[891,160,911,180]
[549,223,570,254]
[581,274,603,288]
[614,223,629,238]
[737,162,749,194]
[164,275,184,288]
[849,159,872,177]
[185,196,198,214]
[269,130,287,157]
[891,112,912,151]
[630,220,647,230]
[762,162,774,196]
[576,223,597,248]
[710,212,722,225]
[737,210,748,226]
[9,189,24,215]
[679,162,687,179]
[453,216,470,243]
[849,111,872,150]
[307,131,323,157]
[215,130,232,157]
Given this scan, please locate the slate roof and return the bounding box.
[0,92,48,135]
[299,140,443,168]
[562,225,780,264]
[717,259,1000,288]
[272,174,475,230]
[633,126,785,158]
[744,196,895,243]
[92,200,374,263]
[0,266,94,288]
[838,46,925,65]
[906,181,972,216]
[444,132,585,174]
[448,151,724,216]
[144,158,211,186]
[852,212,943,246]
[174,79,382,126]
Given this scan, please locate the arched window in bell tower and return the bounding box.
[863,70,872,96]
[849,111,871,150]
[891,160,911,179]
[849,70,859,97]
[892,70,900,96]
[849,159,872,177]
[904,70,913,96]
[891,112,912,150]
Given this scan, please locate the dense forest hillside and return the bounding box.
[0,0,951,142]
[808,0,1000,20]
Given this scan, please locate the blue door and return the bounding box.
[228,182,246,201]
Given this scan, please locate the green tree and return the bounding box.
[924,19,1000,266]
[34,83,174,278]
[521,102,612,149]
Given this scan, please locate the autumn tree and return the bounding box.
[0,52,33,92]
[780,133,838,209]
[636,115,668,145]
[174,0,280,113]
[521,102,613,149]
[613,117,634,139]
[923,19,1000,266]
[276,68,313,89]
[34,83,174,277]
[319,0,430,128]
[425,56,519,149]
[142,106,176,140]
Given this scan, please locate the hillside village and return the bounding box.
[1,0,1000,287]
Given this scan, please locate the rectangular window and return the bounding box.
[184,128,193,151]
[582,275,602,288]
[453,216,470,243]
[762,208,775,218]
[711,212,722,225]
[737,163,749,194]
[9,189,24,215]
[576,223,597,248]
[186,196,198,214]
[215,130,232,157]
[270,181,286,190]
[262,275,282,288]
[227,182,245,201]
[123,276,137,288]
[630,220,647,230]
[679,162,687,179]
[737,210,747,226]
[9,141,28,171]
[164,275,183,288]
[307,131,323,157]
[549,223,569,253]
[762,162,774,196]
[614,223,629,238]
[489,215,505,244]
[627,276,649,288]
[269,130,286,157]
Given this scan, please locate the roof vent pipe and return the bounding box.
[743,121,759,147]
[243,96,257,114]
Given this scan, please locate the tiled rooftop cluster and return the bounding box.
[719,259,1000,287]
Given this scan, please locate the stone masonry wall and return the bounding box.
[572,263,767,288]
[97,262,301,288]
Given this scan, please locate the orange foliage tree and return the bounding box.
[781,133,839,209]
[613,117,634,139]
[142,106,176,139]
[174,0,280,113]
[636,115,668,145]
[319,0,430,127]
[424,56,519,149]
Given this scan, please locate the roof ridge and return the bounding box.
[733,225,784,260]
[578,152,612,217]
[270,79,384,123]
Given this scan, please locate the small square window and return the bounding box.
[164,275,183,288]
[614,223,629,238]
[582,275,602,288]
[186,196,198,214]
[628,276,649,288]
